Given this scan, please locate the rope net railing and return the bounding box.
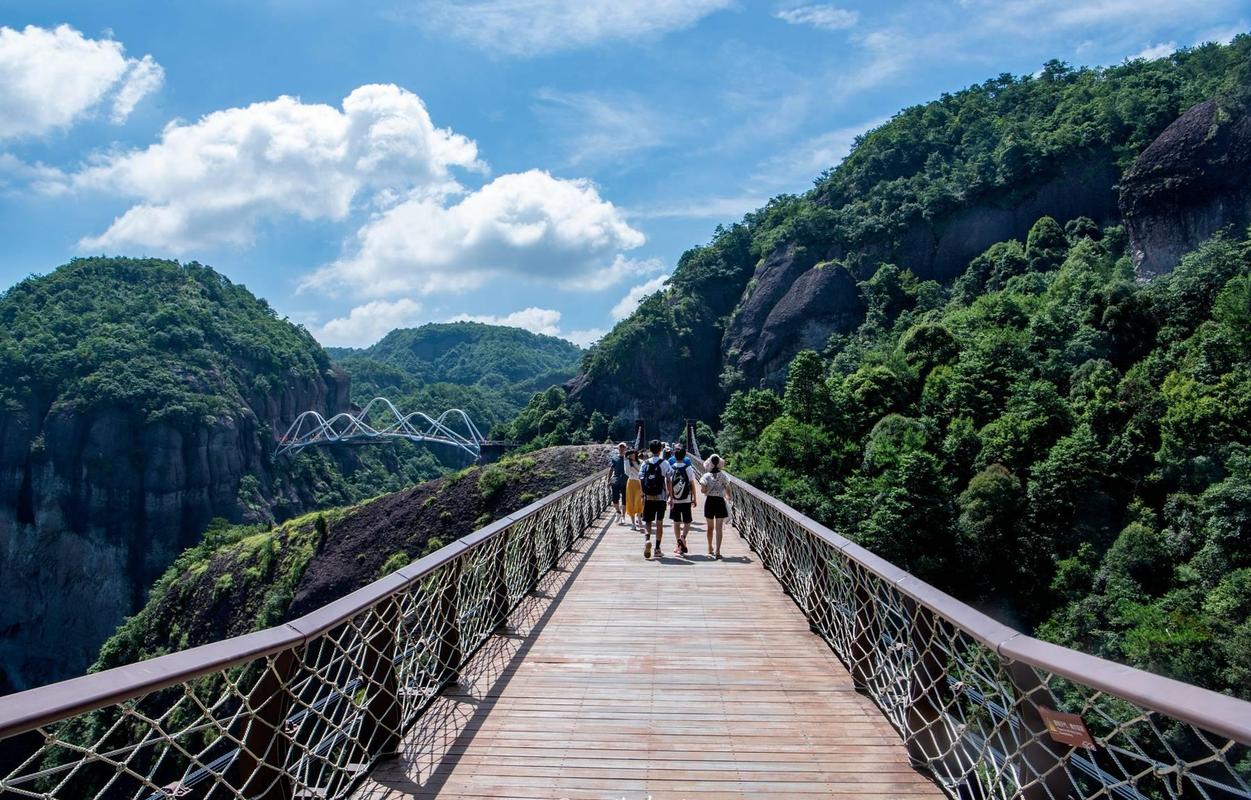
[729,476,1251,800]
[0,470,609,800]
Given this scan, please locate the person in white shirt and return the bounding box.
[623,449,643,530]
[699,454,732,559]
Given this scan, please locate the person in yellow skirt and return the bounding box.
[623,448,644,530]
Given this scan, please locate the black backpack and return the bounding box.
[640,459,666,497]
[670,463,691,502]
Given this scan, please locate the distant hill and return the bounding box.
[330,322,583,436]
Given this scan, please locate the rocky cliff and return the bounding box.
[0,258,351,693]
[1121,98,1251,279]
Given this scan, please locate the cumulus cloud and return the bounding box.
[0,24,163,139]
[1129,41,1177,60]
[451,307,563,336]
[449,306,602,346]
[611,274,669,320]
[412,0,733,57]
[74,84,481,253]
[306,169,645,297]
[314,298,424,347]
[775,5,859,31]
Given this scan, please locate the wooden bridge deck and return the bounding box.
[355,511,943,799]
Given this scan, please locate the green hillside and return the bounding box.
[331,322,583,436]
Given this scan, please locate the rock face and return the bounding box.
[1121,99,1251,279]
[0,371,349,693]
[722,161,1119,389]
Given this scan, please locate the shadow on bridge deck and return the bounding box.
[353,512,942,799]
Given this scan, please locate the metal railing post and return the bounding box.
[359,601,402,758]
[900,600,962,780]
[1004,660,1081,800]
[233,648,300,800]
[848,571,881,692]
[491,529,510,630]
[436,561,462,687]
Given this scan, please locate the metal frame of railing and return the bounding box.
[728,475,1251,800]
[0,469,610,800]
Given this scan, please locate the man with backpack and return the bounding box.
[667,445,698,556]
[639,439,672,559]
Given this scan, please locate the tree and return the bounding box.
[784,350,830,424]
[720,388,783,451]
[1025,216,1069,273]
[957,465,1023,598]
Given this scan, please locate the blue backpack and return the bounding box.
[640,459,666,497]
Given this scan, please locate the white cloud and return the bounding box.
[306,169,645,297]
[74,84,481,253]
[0,24,163,139]
[451,307,564,336]
[412,0,734,56]
[534,89,671,167]
[611,274,669,320]
[752,116,888,190]
[449,306,602,346]
[111,55,165,122]
[314,298,424,347]
[1129,41,1177,60]
[565,328,607,347]
[775,5,859,31]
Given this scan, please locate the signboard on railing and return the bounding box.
[1038,707,1097,750]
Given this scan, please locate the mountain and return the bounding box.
[512,38,1251,699]
[0,258,377,692]
[567,37,1251,432]
[330,322,584,436]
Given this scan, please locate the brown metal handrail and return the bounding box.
[727,474,1251,799]
[0,468,611,799]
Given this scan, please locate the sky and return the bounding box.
[0,1,1246,349]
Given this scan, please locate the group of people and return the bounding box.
[607,440,732,560]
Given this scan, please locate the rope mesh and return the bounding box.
[0,473,609,800]
[730,479,1251,800]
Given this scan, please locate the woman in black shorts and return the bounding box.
[699,454,731,559]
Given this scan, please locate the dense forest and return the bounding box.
[719,220,1251,700]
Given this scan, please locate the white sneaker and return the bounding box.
[643,540,652,559]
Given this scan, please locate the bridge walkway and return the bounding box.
[354,510,942,799]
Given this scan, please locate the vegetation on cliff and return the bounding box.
[94,445,605,669]
[567,35,1251,431]
[0,257,331,423]
[717,220,1251,699]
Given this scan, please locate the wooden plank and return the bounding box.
[353,512,943,799]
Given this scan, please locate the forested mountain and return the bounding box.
[565,36,1251,431]
[330,322,583,436]
[509,38,1251,698]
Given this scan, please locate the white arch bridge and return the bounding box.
[275,397,487,459]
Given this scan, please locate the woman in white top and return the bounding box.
[699,454,732,559]
[623,449,644,530]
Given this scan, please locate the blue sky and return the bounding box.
[0,1,1246,348]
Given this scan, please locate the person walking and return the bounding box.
[624,448,643,530]
[699,454,732,559]
[639,439,672,559]
[608,442,628,525]
[667,445,698,557]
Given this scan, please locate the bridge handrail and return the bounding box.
[0,467,611,800]
[726,474,1251,799]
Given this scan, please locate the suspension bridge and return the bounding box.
[1,422,1248,799]
[274,398,489,460]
